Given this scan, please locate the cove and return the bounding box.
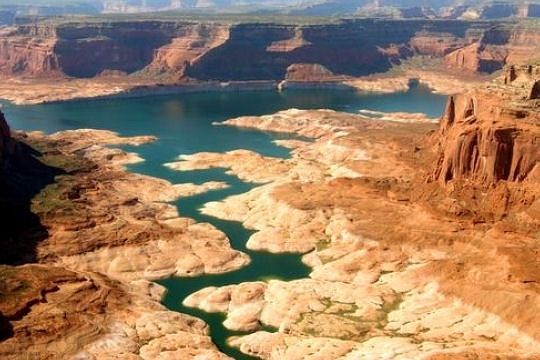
[1,86,447,359]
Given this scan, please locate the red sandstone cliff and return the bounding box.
[431,65,540,187]
[1,18,539,83]
[0,19,502,81]
[444,25,540,73]
[0,21,231,79]
[285,63,337,81]
[0,28,60,77]
[143,24,230,79]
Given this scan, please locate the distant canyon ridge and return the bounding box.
[1,18,540,83]
[3,1,540,19]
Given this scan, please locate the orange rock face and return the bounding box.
[409,31,472,57]
[0,265,127,358]
[444,25,540,73]
[0,18,539,82]
[431,66,540,187]
[144,24,230,79]
[0,29,60,77]
[285,63,336,81]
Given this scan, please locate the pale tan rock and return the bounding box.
[59,222,250,281]
[344,76,411,94]
[201,185,328,254]
[22,129,251,283]
[185,283,267,332]
[165,150,291,183]
[358,109,436,123]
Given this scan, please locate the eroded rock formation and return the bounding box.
[1,39,539,360]
[0,19,506,80]
[0,110,248,358]
[431,65,540,187]
[3,17,540,104]
[444,24,540,73]
[0,26,61,77]
[0,264,229,360]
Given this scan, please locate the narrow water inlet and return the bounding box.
[157,169,311,360]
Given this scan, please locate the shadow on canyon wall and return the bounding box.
[55,21,177,78]
[188,20,475,80]
[0,114,63,340]
[0,114,63,265]
[44,19,481,79]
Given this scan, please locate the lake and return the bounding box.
[1,86,447,359]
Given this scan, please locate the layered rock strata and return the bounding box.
[0,19,513,80]
[1,60,539,360]
[4,18,539,103]
[0,264,229,360]
[431,65,540,187]
[25,128,249,281]
[444,23,540,73]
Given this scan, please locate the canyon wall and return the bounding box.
[1,18,539,81]
[431,65,540,187]
[0,19,491,80]
[54,21,232,78]
[189,20,482,81]
[0,110,59,265]
[0,21,231,79]
[0,111,12,171]
[0,26,61,77]
[444,23,540,73]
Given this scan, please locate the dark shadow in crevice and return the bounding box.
[0,118,64,265]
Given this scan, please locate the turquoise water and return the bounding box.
[2,86,446,359]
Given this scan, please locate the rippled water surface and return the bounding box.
[2,86,446,359]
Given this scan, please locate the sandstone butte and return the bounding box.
[2,17,540,104]
[0,27,539,360]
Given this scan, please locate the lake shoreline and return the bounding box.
[0,68,482,106]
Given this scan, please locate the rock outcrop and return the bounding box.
[431,65,540,187]
[0,264,230,360]
[0,27,61,77]
[143,24,230,79]
[444,24,540,73]
[19,129,249,280]
[0,18,502,80]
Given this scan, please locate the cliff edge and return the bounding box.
[432,65,540,187]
